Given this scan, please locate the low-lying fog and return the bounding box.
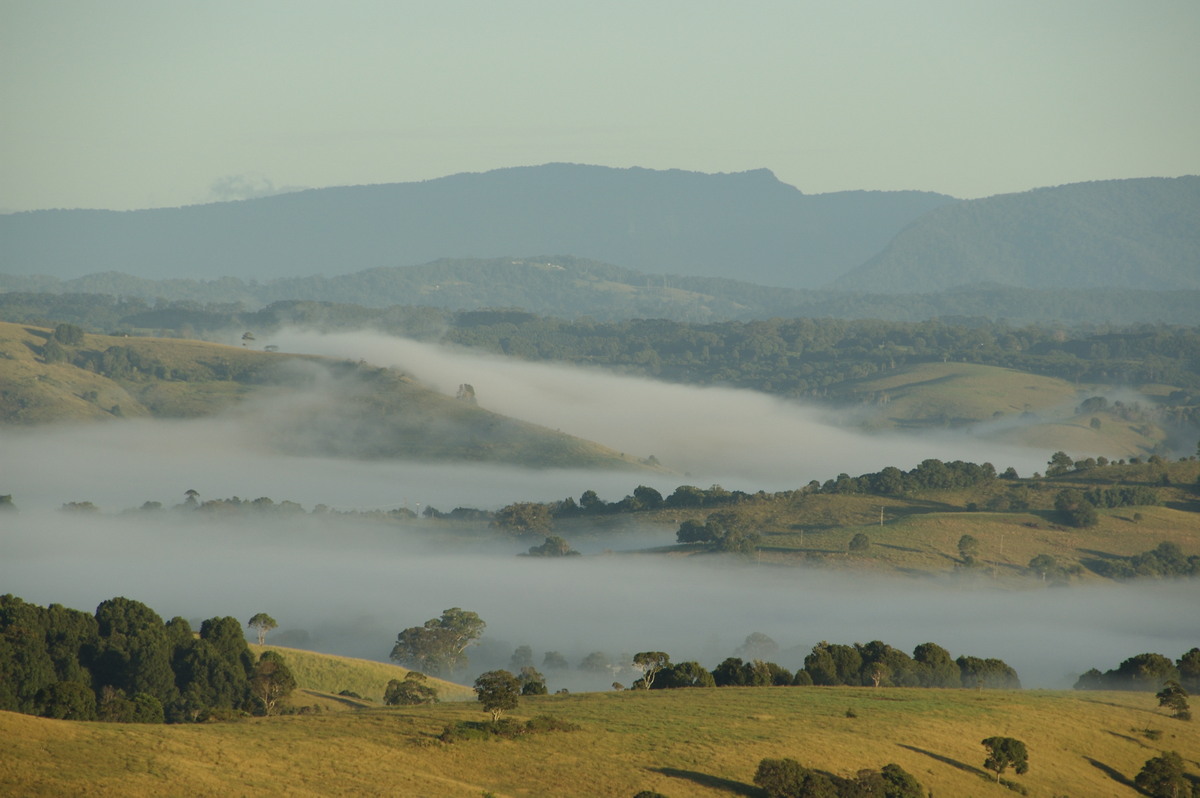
[1,329,1193,691]
[3,511,1196,690]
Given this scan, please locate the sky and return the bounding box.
[2,0,1198,212]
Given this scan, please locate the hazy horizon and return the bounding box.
[4,2,1198,212]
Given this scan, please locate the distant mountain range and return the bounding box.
[0,164,952,287]
[1,165,1195,299]
[835,176,1200,292]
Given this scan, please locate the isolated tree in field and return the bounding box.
[981,736,1029,783]
[957,534,980,565]
[849,532,871,553]
[383,671,439,705]
[1028,553,1059,582]
[1178,648,1200,692]
[631,651,671,689]
[247,613,277,645]
[250,650,296,715]
[1135,751,1192,798]
[474,669,520,721]
[542,650,569,670]
[508,645,534,672]
[390,608,485,676]
[1157,680,1192,721]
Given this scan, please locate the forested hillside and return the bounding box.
[837,176,1200,292]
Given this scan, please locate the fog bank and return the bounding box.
[3,511,1195,690]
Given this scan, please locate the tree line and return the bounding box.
[0,594,294,723]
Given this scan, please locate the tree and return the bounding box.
[579,651,611,673]
[474,670,520,721]
[508,645,534,672]
[631,652,671,689]
[526,535,579,556]
[1028,554,1059,582]
[247,613,278,645]
[384,671,439,705]
[848,532,870,553]
[518,666,548,695]
[753,757,838,798]
[493,502,553,536]
[1047,450,1074,476]
[1178,648,1200,692]
[542,651,569,670]
[1055,489,1098,528]
[250,650,296,715]
[1135,751,1192,798]
[957,534,980,565]
[981,736,1029,783]
[390,608,485,676]
[655,661,716,689]
[1156,680,1192,721]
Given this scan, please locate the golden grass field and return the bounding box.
[3,682,1196,797]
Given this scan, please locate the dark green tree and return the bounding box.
[1157,680,1192,721]
[518,665,548,695]
[250,650,296,715]
[753,757,838,798]
[474,669,520,721]
[93,597,179,709]
[383,671,439,705]
[655,661,716,689]
[912,642,959,688]
[1178,648,1200,692]
[848,532,871,553]
[390,608,485,676]
[957,534,980,565]
[981,736,1029,783]
[39,681,96,720]
[1135,751,1192,798]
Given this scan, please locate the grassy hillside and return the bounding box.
[0,321,655,469]
[251,644,475,705]
[587,459,1200,583]
[2,685,1195,796]
[830,362,1169,456]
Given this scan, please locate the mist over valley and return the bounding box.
[3,330,1195,692]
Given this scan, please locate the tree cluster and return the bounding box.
[639,639,1018,692]
[0,594,294,723]
[1089,543,1200,580]
[1075,649,1200,692]
[754,757,926,798]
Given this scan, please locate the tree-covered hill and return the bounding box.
[0,163,953,287]
[835,176,1200,293]
[0,321,653,470]
[5,258,1200,324]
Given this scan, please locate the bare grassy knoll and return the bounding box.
[831,361,1170,456]
[0,321,653,469]
[3,685,1196,796]
[251,644,475,706]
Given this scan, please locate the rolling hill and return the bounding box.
[0,321,654,469]
[2,684,1195,796]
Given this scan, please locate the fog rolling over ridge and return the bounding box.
[267,329,1052,486]
[2,329,1189,691]
[3,511,1196,690]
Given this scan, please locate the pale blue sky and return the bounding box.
[2,0,1197,211]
